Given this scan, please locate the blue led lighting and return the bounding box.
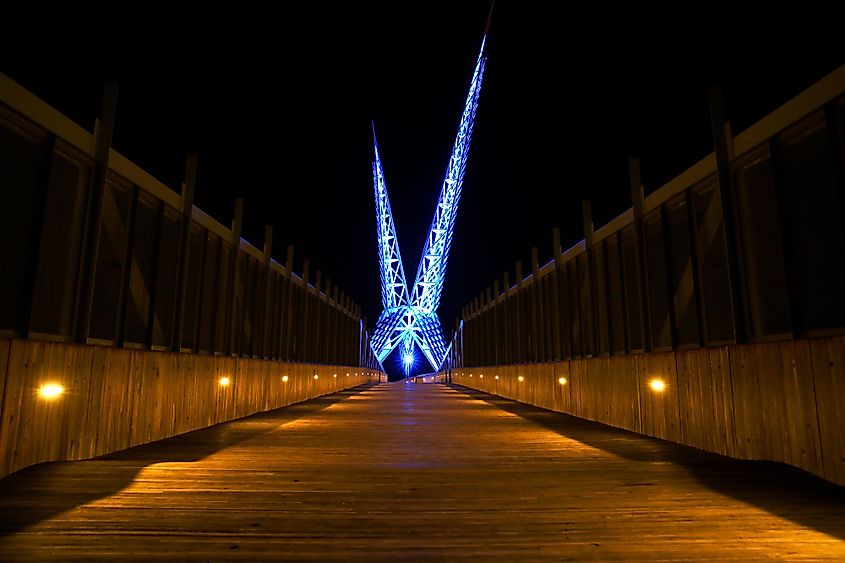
[371,33,487,376]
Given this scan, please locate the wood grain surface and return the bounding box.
[1,382,843,560]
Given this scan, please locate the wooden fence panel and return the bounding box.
[730,341,823,477]
[809,336,845,484]
[676,347,736,457]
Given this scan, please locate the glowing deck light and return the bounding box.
[313,374,319,380]
[333,373,338,378]
[370,27,488,376]
[495,375,499,380]
[518,376,524,382]
[469,373,473,377]
[558,377,567,385]
[479,374,483,379]
[282,375,289,383]
[346,373,349,377]
[649,378,666,392]
[219,376,230,387]
[38,383,64,399]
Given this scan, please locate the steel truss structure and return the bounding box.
[371,33,488,375]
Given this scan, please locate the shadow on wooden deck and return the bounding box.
[449,384,845,541]
[0,384,376,537]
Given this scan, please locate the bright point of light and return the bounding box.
[38,383,64,399]
[346,373,349,377]
[649,378,666,392]
[479,374,483,379]
[313,374,319,380]
[495,375,499,380]
[558,377,567,385]
[219,376,230,387]
[403,353,414,366]
[469,373,473,377]
[282,375,289,383]
[518,376,524,382]
[333,373,337,378]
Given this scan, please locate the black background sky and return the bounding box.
[1,3,841,338]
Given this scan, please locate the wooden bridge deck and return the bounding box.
[1,382,844,560]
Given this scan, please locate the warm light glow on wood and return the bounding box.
[313,374,319,380]
[558,377,567,385]
[219,376,231,387]
[282,375,289,382]
[38,383,64,399]
[649,378,666,392]
[518,376,524,382]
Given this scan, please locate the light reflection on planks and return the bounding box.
[1,383,844,560]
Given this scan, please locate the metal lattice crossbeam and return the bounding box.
[371,34,487,375]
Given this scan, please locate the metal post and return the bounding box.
[582,201,597,356]
[708,87,746,343]
[77,83,118,342]
[629,159,652,351]
[262,225,274,358]
[550,227,562,361]
[173,155,197,351]
[227,198,244,355]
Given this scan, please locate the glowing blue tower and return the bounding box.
[371,27,488,375]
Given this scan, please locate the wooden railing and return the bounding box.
[0,74,381,371]
[447,65,845,369]
[440,66,845,487]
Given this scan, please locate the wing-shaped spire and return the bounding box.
[409,37,487,315]
[370,5,492,374]
[372,123,410,313]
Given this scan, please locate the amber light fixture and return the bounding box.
[38,383,64,399]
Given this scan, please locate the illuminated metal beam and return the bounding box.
[371,28,488,375]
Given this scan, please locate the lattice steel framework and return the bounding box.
[371,32,488,375]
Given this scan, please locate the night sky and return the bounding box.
[2,3,841,334]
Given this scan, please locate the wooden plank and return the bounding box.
[583,356,610,425]
[568,358,587,419]
[676,347,737,457]
[638,351,682,442]
[809,336,845,484]
[608,355,641,433]
[1,383,844,559]
[0,338,11,441]
[58,343,95,462]
[0,341,36,475]
[730,341,823,476]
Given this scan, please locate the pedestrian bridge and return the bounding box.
[2,60,845,560]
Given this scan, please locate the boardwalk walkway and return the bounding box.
[1,382,844,560]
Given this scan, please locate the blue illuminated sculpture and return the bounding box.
[371,26,489,375]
